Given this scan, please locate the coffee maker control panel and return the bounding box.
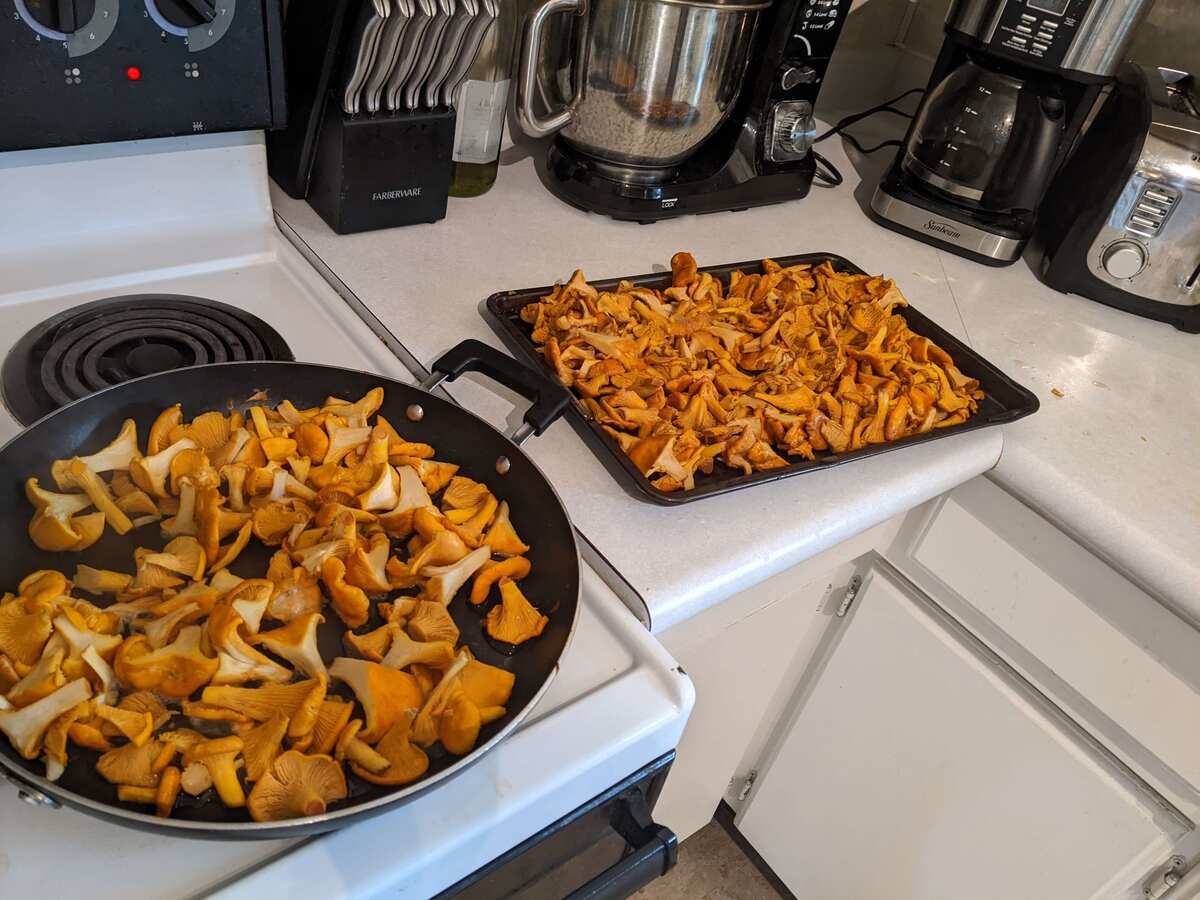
[984,0,1091,70]
[0,0,285,151]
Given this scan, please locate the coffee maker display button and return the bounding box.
[1020,12,1036,22]
[1016,24,1032,34]
[1010,36,1028,45]
[1032,41,1049,52]
[1037,31,1054,41]
[1102,241,1147,280]
[780,66,818,90]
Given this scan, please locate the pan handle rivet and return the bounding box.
[406,404,424,422]
[495,456,511,475]
[17,788,60,809]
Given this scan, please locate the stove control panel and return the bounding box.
[0,0,284,151]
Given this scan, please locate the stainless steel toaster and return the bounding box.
[1035,63,1200,332]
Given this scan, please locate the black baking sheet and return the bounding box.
[484,252,1039,506]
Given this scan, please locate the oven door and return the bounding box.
[437,753,678,899]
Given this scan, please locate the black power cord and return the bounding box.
[807,87,926,187]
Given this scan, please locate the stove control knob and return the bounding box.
[144,0,234,50]
[22,0,96,33]
[768,100,815,163]
[150,0,216,28]
[16,0,118,56]
[1102,241,1147,280]
[780,66,818,91]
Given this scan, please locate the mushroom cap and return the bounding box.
[483,501,530,558]
[252,612,327,680]
[309,699,354,755]
[6,647,65,707]
[438,687,482,756]
[0,601,52,666]
[207,603,291,686]
[96,738,164,787]
[201,678,326,738]
[328,657,422,743]
[241,712,291,783]
[145,540,208,580]
[485,580,549,646]
[114,625,218,699]
[320,557,369,629]
[459,658,516,709]
[343,623,396,663]
[247,750,347,822]
[406,600,460,645]
[118,691,173,730]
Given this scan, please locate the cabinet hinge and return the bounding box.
[737,770,757,802]
[1145,855,1188,899]
[836,576,862,618]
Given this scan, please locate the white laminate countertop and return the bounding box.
[270,136,1198,633]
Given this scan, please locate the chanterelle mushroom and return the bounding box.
[96,737,164,787]
[250,612,326,680]
[0,677,91,759]
[50,419,140,490]
[201,678,326,741]
[186,735,245,808]
[241,712,290,783]
[421,544,491,605]
[329,657,422,743]
[207,604,292,686]
[114,625,218,698]
[485,579,548,646]
[247,750,347,822]
[0,599,53,665]
[351,711,428,786]
[24,478,96,552]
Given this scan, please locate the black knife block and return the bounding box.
[307,101,456,234]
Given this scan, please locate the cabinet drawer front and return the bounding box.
[905,478,1200,793]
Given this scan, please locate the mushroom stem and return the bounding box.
[298,789,327,818]
[343,739,390,774]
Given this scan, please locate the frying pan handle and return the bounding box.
[426,339,572,445]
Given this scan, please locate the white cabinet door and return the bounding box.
[737,565,1189,900]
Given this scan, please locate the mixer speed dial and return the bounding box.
[767,100,815,163]
[144,0,235,50]
[15,0,118,57]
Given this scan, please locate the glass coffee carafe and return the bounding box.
[903,57,1068,213]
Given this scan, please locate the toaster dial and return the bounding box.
[768,100,815,163]
[1101,240,1148,280]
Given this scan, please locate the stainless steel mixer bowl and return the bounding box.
[518,0,769,173]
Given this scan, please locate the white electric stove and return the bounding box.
[0,133,693,898]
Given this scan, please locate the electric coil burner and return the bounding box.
[2,295,294,425]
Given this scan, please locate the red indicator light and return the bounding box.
[125,66,142,81]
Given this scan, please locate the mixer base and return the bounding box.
[539,140,817,223]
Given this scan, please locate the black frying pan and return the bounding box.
[0,340,580,839]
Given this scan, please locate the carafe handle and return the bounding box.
[516,0,586,138]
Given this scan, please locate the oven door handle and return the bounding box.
[565,787,679,900]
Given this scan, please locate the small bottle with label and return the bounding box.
[449,0,517,197]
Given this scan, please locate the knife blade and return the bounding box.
[421,0,476,109]
[439,0,497,108]
[341,0,391,116]
[384,0,436,111]
[363,0,414,113]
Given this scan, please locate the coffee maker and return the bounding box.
[516,0,850,222]
[870,0,1155,266]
